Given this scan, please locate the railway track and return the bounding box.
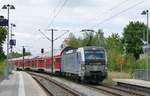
[28,72,146,96]
[28,72,82,96]
[87,84,145,96]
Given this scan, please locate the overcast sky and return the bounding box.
[1,0,149,55]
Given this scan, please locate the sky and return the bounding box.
[1,0,150,55]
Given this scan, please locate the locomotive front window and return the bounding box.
[84,50,105,60]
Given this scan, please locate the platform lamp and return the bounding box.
[2,4,15,79]
[141,10,149,80]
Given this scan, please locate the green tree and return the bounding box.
[67,29,106,48]
[123,21,146,60]
[106,33,124,71]
[106,33,123,51]
[92,29,105,47]
[66,33,82,48]
[0,27,7,60]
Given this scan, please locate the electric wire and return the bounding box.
[49,0,63,21]
[109,0,130,11]
[96,0,146,27]
[49,0,69,28]
[38,29,51,41]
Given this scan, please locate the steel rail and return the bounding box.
[29,72,82,96]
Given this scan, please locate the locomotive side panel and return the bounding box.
[61,52,80,75]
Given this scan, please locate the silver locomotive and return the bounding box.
[61,46,107,83]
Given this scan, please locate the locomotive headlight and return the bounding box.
[81,65,85,70]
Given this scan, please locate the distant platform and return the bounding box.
[0,71,47,96]
[113,79,150,88]
[113,79,150,93]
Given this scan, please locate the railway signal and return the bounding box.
[22,46,25,69]
[41,48,44,53]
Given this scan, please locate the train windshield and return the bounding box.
[84,50,105,60]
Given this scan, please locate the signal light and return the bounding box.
[23,48,25,55]
[41,48,44,53]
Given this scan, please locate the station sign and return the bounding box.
[10,39,16,46]
[0,18,8,26]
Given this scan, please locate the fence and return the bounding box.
[134,69,150,81]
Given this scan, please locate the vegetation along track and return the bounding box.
[28,72,82,96]
[86,84,145,96]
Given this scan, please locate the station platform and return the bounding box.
[0,71,47,96]
[113,79,150,93]
[113,79,150,88]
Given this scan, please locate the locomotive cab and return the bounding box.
[80,47,107,82]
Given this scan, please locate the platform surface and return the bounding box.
[0,71,47,96]
[113,79,150,88]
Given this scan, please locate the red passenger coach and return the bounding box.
[17,59,23,69]
[31,59,36,68]
[35,56,45,71]
[44,57,52,72]
[54,53,61,72]
[10,47,75,75]
[11,57,24,70]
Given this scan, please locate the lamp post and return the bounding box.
[2,4,15,79]
[141,10,149,80]
[10,23,16,52]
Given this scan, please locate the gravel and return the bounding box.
[48,76,109,96]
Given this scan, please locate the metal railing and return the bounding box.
[133,69,150,81]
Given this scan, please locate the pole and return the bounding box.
[10,24,12,52]
[120,64,122,78]
[51,29,54,75]
[22,46,25,70]
[4,6,10,79]
[7,7,10,55]
[146,10,149,80]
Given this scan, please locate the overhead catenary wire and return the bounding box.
[49,0,69,28]
[109,0,130,11]
[93,0,130,24]
[38,29,51,41]
[49,0,63,21]
[25,29,69,54]
[89,0,146,37]
[96,0,146,27]
[24,0,146,52]
[39,0,69,46]
[53,30,69,41]
[38,29,69,42]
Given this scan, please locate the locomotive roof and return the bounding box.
[83,46,105,50]
[33,46,76,58]
[55,46,76,56]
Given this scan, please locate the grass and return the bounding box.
[103,71,131,85]
[108,71,131,79]
[0,60,5,78]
